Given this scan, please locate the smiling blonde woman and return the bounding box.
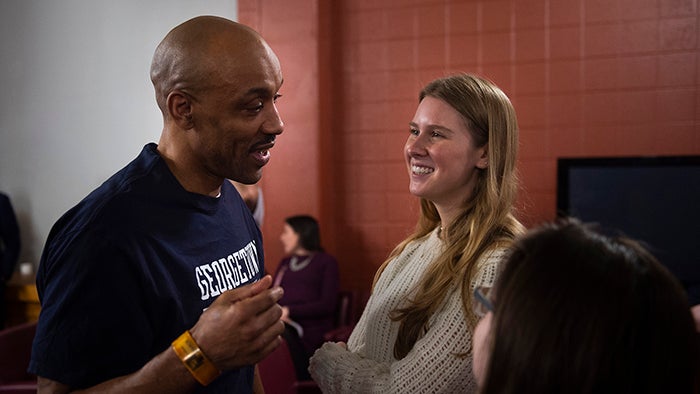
[309,73,524,393]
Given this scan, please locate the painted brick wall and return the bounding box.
[240,0,700,292]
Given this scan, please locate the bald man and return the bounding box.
[29,16,285,393]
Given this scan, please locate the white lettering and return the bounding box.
[227,255,241,287]
[194,241,262,301]
[219,257,236,289]
[201,265,215,301]
[209,260,224,298]
[234,250,249,284]
[196,266,209,301]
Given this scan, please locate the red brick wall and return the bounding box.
[239,0,700,292]
[238,0,324,277]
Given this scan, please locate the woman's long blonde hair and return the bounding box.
[374,73,525,359]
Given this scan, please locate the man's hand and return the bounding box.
[37,275,285,394]
[189,275,285,371]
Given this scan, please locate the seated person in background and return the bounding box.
[229,180,264,228]
[274,215,339,379]
[472,218,700,394]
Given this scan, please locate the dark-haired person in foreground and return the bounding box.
[29,16,286,393]
[472,218,700,394]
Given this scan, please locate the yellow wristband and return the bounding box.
[172,330,221,386]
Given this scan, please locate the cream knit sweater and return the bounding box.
[309,228,505,393]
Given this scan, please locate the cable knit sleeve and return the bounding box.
[309,242,506,393]
[309,287,474,393]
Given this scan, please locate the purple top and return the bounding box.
[274,251,339,355]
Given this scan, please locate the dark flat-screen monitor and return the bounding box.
[557,155,700,305]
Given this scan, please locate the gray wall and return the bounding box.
[0,1,237,270]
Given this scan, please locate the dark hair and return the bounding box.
[285,215,323,252]
[481,218,700,394]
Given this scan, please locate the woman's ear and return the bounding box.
[166,90,194,129]
[476,146,488,169]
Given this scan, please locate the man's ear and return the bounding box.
[476,145,488,169]
[166,91,194,129]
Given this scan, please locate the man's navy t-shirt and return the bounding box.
[29,143,264,393]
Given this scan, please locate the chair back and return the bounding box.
[0,321,37,392]
[258,338,299,394]
[335,289,370,328]
[335,291,352,327]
